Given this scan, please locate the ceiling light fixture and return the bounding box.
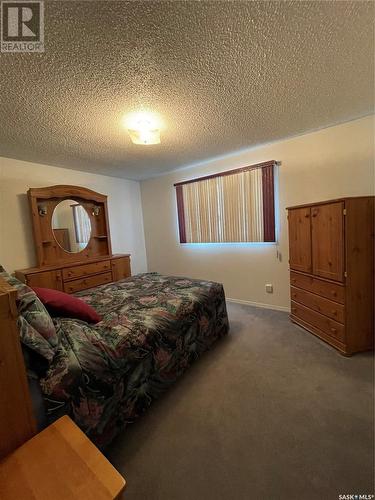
[124,111,162,145]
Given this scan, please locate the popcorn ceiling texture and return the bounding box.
[0,1,374,180]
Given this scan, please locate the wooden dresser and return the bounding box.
[14,185,132,293]
[287,197,374,355]
[15,254,131,293]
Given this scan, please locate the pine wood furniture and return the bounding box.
[15,185,131,291]
[0,415,126,499]
[15,254,131,293]
[28,185,113,267]
[287,196,374,355]
[0,277,36,460]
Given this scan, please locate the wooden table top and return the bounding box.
[0,415,126,499]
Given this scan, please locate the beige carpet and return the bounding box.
[106,302,374,500]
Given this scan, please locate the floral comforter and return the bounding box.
[39,273,229,447]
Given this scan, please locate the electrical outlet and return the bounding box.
[265,284,273,293]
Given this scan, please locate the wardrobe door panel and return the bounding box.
[311,202,344,282]
[288,207,312,273]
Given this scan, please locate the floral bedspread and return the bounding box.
[40,273,229,447]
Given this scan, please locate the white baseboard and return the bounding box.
[226,297,290,313]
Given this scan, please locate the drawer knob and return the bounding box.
[331,310,337,315]
[331,328,337,334]
[331,291,337,296]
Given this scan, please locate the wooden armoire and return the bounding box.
[287,197,374,355]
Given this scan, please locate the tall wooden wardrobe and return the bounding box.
[287,197,374,355]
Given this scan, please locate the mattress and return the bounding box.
[39,273,229,447]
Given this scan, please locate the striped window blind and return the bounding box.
[174,161,276,243]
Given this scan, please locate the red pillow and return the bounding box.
[32,287,102,324]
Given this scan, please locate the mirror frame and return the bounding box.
[28,185,112,267]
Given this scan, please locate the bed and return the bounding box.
[1,270,229,448]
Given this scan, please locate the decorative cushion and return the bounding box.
[32,287,102,324]
[0,266,58,359]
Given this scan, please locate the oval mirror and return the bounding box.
[52,199,91,253]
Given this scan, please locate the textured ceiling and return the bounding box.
[0,1,374,180]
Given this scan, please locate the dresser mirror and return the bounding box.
[15,185,131,294]
[27,185,113,267]
[52,199,91,253]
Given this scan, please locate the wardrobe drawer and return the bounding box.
[64,272,113,293]
[290,287,345,323]
[63,260,111,281]
[290,272,345,304]
[291,301,345,342]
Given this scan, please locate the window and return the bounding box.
[174,160,276,243]
[72,204,91,244]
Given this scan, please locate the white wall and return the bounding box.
[0,157,147,275]
[141,115,375,311]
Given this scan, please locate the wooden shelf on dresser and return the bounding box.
[15,254,131,293]
[287,197,374,355]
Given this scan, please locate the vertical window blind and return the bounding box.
[174,161,276,243]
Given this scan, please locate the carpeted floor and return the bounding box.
[106,302,374,500]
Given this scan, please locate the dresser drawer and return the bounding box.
[22,270,63,291]
[111,256,131,282]
[291,301,345,342]
[64,272,113,293]
[63,261,111,281]
[290,287,345,323]
[290,271,344,304]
